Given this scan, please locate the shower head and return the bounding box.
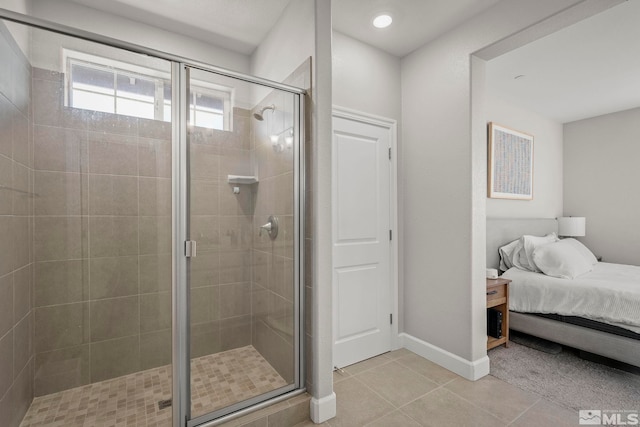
[253,104,275,121]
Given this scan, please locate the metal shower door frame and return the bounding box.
[174,65,306,427]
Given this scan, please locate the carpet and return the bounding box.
[489,340,640,411]
[509,330,563,354]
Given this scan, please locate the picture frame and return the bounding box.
[488,122,534,200]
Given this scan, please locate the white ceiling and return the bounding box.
[331,0,501,57]
[65,0,640,124]
[67,0,292,54]
[486,1,640,124]
[67,0,502,58]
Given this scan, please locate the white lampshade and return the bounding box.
[558,217,586,237]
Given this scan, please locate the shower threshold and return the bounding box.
[20,345,287,427]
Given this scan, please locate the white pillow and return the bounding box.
[562,238,598,266]
[498,239,520,271]
[498,238,530,272]
[522,233,559,272]
[532,239,593,279]
[512,246,533,272]
[498,233,559,272]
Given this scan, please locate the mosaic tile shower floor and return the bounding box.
[20,346,288,427]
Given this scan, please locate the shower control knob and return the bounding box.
[260,222,271,232]
[259,215,278,240]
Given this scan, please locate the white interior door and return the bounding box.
[332,111,393,368]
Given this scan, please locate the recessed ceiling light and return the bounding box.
[372,14,393,29]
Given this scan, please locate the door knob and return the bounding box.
[259,215,278,239]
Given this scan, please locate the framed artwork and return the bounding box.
[488,122,534,200]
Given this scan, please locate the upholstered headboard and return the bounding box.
[486,218,558,270]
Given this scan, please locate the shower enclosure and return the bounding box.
[0,11,304,427]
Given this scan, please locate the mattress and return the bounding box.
[502,262,640,334]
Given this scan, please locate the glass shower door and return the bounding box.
[0,18,176,427]
[184,66,302,425]
[1,10,305,427]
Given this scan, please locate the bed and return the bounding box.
[486,218,640,368]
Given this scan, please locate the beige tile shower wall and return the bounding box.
[0,23,35,427]
[251,60,311,384]
[251,60,313,386]
[31,66,256,396]
[188,108,254,359]
[31,67,173,396]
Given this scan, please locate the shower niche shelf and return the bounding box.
[227,175,259,185]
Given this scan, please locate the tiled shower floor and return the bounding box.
[20,346,288,427]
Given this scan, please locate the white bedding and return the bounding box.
[503,262,640,334]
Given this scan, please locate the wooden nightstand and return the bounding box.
[486,277,511,350]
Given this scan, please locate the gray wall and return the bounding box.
[400,0,588,365]
[332,31,401,122]
[487,93,564,219]
[2,0,30,57]
[564,107,640,265]
[0,21,34,427]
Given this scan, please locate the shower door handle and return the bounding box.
[259,216,278,240]
[185,240,197,257]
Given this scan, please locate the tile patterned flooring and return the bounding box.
[323,349,579,427]
[20,346,583,426]
[20,346,287,427]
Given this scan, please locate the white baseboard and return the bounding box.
[310,392,336,423]
[399,333,490,381]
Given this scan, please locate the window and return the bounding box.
[190,88,230,130]
[64,50,233,130]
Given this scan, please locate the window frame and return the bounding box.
[63,49,234,130]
